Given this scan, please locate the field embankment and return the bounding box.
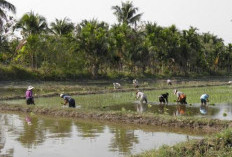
[133,128,232,157]
[0,103,231,133]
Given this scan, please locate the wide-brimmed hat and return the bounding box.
[60,93,64,98]
[27,86,34,90]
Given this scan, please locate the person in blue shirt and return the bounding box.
[60,94,76,108]
[200,94,209,105]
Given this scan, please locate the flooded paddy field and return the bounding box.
[0,113,202,157]
[0,81,232,156]
[2,85,232,120]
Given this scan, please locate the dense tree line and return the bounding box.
[0,1,232,79]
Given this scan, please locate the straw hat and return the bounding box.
[60,93,64,98]
[27,86,34,90]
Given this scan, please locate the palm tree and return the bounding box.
[15,12,48,69]
[50,17,74,36]
[0,0,16,31]
[15,11,47,37]
[111,1,143,27]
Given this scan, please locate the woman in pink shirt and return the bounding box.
[25,86,35,105]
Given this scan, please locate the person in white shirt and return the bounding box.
[113,83,121,89]
[136,91,147,103]
[174,89,187,104]
[167,79,172,85]
[133,79,139,88]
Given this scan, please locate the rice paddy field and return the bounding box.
[0,78,232,157]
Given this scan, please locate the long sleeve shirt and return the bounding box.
[25,90,33,99]
[137,92,146,99]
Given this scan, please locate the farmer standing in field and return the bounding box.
[25,86,35,105]
[60,94,76,108]
[133,79,139,88]
[136,91,148,103]
[200,94,209,105]
[174,89,187,104]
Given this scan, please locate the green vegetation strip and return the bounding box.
[133,128,232,157]
[0,104,231,133]
[0,82,227,101]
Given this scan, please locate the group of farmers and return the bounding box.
[25,85,76,108]
[25,79,209,109]
[136,89,209,106]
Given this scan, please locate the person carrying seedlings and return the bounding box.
[174,89,187,104]
[159,93,169,104]
[136,91,147,103]
[25,86,35,105]
[60,94,76,108]
[200,94,209,105]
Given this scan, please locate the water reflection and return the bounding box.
[136,103,147,113]
[175,104,186,116]
[75,121,104,138]
[105,103,228,119]
[0,113,201,157]
[200,104,208,115]
[18,116,45,148]
[109,128,138,154]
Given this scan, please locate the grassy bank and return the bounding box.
[133,128,232,157]
[1,64,232,81]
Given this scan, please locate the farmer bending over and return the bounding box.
[113,83,121,89]
[136,91,147,103]
[25,86,35,105]
[159,93,169,104]
[174,89,187,104]
[200,94,209,105]
[167,79,172,85]
[60,94,76,108]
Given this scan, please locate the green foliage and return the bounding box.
[0,64,36,80]
[1,1,232,80]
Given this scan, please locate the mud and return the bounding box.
[0,104,230,133]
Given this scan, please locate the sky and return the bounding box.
[8,0,232,44]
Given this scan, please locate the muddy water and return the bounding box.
[0,113,201,157]
[105,102,232,120]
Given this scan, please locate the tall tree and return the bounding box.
[15,11,47,37]
[14,12,48,69]
[112,1,143,27]
[50,17,74,36]
[0,0,16,31]
[77,19,110,77]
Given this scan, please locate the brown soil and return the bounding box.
[0,103,230,133]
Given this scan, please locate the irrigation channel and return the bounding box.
[0,113,202,157]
